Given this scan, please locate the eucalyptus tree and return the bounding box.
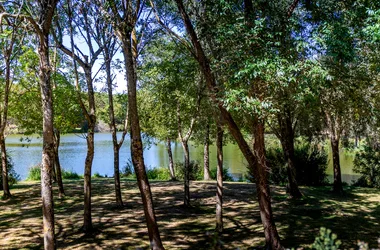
[1,0,59,248]
[53,0,108,232]
[100,27,128,207]
[98,0,165,248]
[0,6,25,199]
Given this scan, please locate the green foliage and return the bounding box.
[312,227,342,250]
[210,166,234,182]
[146,167,171,181]
[26,165,41,181]
[174,161,203,181]
[92,172,105,178]
[0,155,20,188]
[61,170,80,180]
[353,146,380,188]
[265,141,328,186]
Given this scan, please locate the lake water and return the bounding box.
[5,133,359,182]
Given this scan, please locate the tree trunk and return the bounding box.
[0,135,11,199]
[204,124,211,180]
[330,135,343,194]
[277,114,302,198]
[166,138,176,180]
[121,34,164,250]
[175,1,283,248]
[215,121,223,233]
[180,140,190,207]
[104,44,124,207]
[253,120,282,249]
[83,69,96,233]
[53,130,65,198]
[38,7,58,247]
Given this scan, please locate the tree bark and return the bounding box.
[215,120,224,233]
[330,135,343,194]
[0,135,10,198]
[121,33,164,250]
[83,70,96,233]
[166,138,176,180]
[175,1,283,248]
[180,140,190,206]
[53,130,65,198]
[277,113,302,198]
[203,124,211,181]
[104,43,124,207]
[37,1,59,248]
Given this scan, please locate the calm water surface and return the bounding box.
[6,133,358,182]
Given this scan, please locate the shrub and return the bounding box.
[210,166,234,181]
[92,172,104,178]
[61,169,80,180]
[265,141,328,186]
[175,160,203,181]
[353,145,380,188]
[121,159,135,178]
[0,155,20,188]
[312,227,342,250]
[146,167,171,180]
[26,164,41,181]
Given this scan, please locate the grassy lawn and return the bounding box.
[0,179,379,249]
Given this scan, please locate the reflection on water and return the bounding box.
[6,133,358,183]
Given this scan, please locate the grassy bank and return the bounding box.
[0,179,379,249]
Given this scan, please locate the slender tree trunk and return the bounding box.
[175,1,283,248]
[215,121,224,233]
[38,5,58,247]
[277,114,302,198]
[330,135,343,194]
[104,44,124,207]
[121,34,164,250]
[253,120,282,249]
[166,138,175,180]
[204,124,211,180]
[0,135,10,199]
[83,70,96,233]
[180,140,190,207]
[1,59,11,199]
[53,130,65,198]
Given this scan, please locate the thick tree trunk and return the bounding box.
[175,1,283,248]
[277,114,302,198]
[122,34,164,250]
[204,124,211,180]
[215,121,223,233]
[0,135,11,198]
[38,12,58,248]
[253,121,282,249]
[180,140,190,207]
[166,138,175,180]
[83,69,96,233]
[330,136,343,194]
[53,130,65,198]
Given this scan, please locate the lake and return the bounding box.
[5,133,359,183]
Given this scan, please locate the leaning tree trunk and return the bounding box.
[53,130,65,198]
[330,135,343,194]
[253,120,282,249]
[166,138,176,180]
[0,134,11,198]
[180,140,190,207]
[83,70,96,233]
[278,113,302,198]
[175,1,283,248]
[215,121,224,233]
[122,33,164,250]
[204,124,211,181]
